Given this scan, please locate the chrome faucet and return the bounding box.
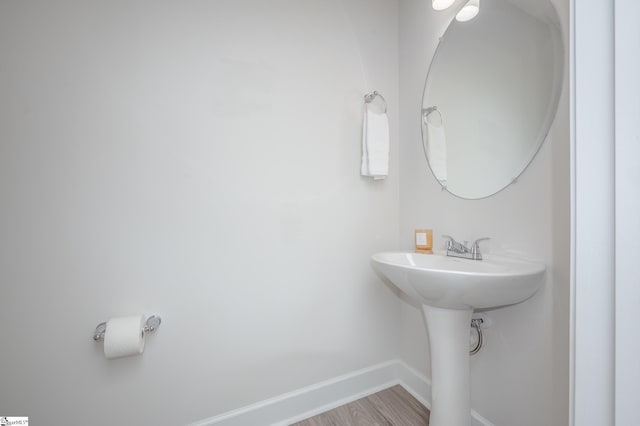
[442,235,490,260]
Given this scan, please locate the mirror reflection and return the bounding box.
[422,0,564,199]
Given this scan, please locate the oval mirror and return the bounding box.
[421,0,564,199]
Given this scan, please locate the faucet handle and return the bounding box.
[472,237,490,245]
[471,237,490,253]
[442,234,456,249]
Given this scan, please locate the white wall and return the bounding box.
[398,0,570,425]
[0,1,400,424]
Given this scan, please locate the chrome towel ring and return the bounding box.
[364,91,387,113]
[422,105,443,125]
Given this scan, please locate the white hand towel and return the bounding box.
[361,105,389,180]
[424,110,447,183]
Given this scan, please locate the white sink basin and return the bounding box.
[370,250,545,426]
[371,251,545,309]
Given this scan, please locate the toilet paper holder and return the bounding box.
[93,315,162,341]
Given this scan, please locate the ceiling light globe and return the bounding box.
[432,0,456,11]
[455,0,480,21]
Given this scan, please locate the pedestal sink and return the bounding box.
[371,251,545,426]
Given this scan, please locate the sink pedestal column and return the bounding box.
[422,305,473,426]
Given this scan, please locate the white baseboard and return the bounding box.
[188,359,494,426]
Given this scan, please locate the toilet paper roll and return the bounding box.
[104,315,146,359]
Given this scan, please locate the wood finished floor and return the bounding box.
[290,385,430,426]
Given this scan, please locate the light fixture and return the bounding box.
[432,0,456,11]
[455,0,480,21]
